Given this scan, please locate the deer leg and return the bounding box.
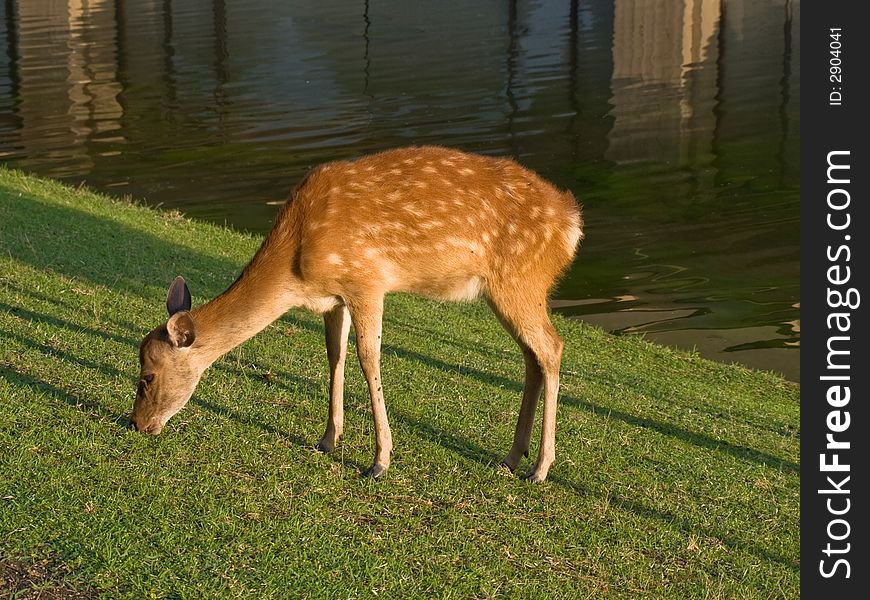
[316,304,351,453]
[501,344,543,472]
[522,322,564,483]
[348,296,392,478]
[488,293,563,483]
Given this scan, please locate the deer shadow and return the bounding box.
[1,189,245,304]
[384,405,798,572]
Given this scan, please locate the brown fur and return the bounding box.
[131,146,583,482]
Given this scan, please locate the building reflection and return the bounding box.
[606,0,721,166]
[2,1,798,187]
[605,0,798,191]
[12,0,123,173]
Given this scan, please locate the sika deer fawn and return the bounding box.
[131,146,582,482]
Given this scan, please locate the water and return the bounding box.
[0,0,800,381]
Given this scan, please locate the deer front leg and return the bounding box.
[348,296,392,478]
[317,304,351,453]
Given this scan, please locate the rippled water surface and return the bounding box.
[0,0,800,380]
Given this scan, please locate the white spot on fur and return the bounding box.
[563,212,583,253]
[459,168,475,176]
[326,253,343,266]
[402,205,424,218]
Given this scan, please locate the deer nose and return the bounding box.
[128,417,139,431]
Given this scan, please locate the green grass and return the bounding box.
[0,169,799,598]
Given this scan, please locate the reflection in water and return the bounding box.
[11,0,124,172]
[608,0,720,167]
[0,0,800,381]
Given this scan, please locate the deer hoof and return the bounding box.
[315,439,335,454]
[362,463,388,479]
[522,470,548,484]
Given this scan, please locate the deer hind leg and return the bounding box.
[500,343,544,472]
[488,292,564,483]
[347,295,393,478]
[317,304,351,453]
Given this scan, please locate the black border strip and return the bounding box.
[801,1,869,596]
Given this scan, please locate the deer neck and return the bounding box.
[187,273,295,368]
[187,221,308,369]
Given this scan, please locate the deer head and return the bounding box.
[130,276,202,435]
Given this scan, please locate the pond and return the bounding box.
[0,0,800,381]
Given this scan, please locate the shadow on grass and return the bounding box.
[189,395,311,451]
[0,302,140,347]
[548,474,800,572]
[388,406,799,572]
[285,312,798,474]
[185,392,368,474]
[0,362,127,424]
[0,326,128,383]
[381,343,799,474]
[3,282,145,336]
[211,360,323,400]
[0,189,242,303]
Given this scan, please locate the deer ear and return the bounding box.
[166,276,192,316]
[166,311,197,348]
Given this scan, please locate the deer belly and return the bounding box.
[410,274,485,302]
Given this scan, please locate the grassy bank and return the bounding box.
[0,170,799,598]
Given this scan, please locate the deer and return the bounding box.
[130,146,582,482]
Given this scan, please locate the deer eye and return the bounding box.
[140,373,155,387]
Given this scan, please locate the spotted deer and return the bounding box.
[131,146,582,482]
